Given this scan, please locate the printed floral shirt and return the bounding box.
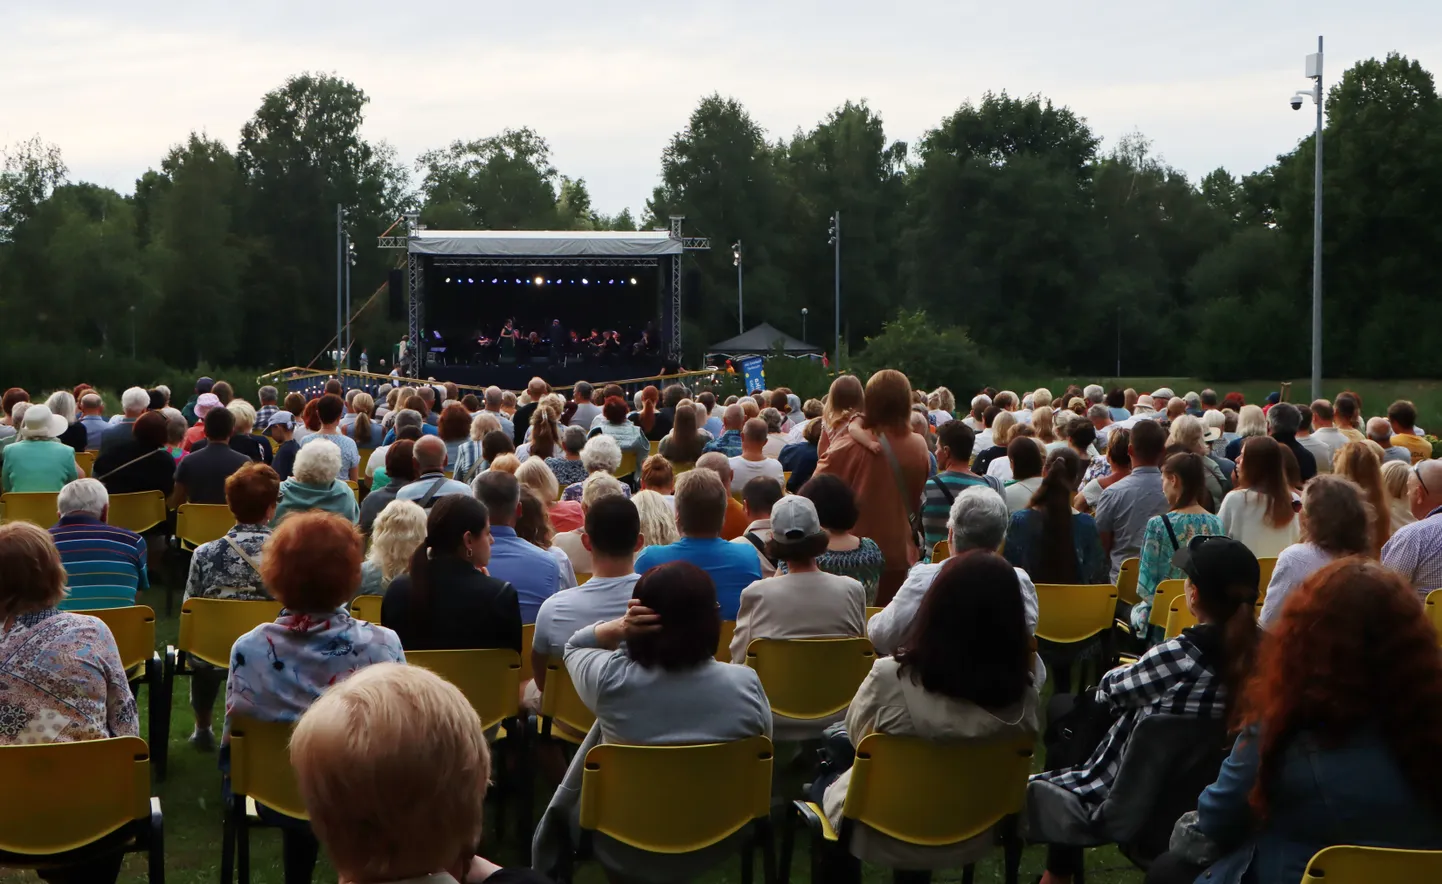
[185,523,272,601]
[224,607,404,740]
[0,608,138,744]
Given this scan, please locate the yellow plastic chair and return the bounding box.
[1256,556,1277,605]
[1147,579,1188,629]
[0,736,163,883]
[171,597,283,670]
[1302,845,1442,883]
[0,491,59,526]
[558,736,776,883]
[74,449,97,477]
[406,649,522,732]
[106,490,168,534]
[538,658,597,745]
[76,605,169,780]
[1115,557,1141,606]
[932,540,951,562]
[671,461,696,475]
[787,734,1033,883]
[716,620,736,663]
[575,572,592,586]
[1164,595,1199,639]
[357,447,375,476]
[175,503,235,550]
[344,479,360,500]
[224,714,306,884]
[744,637,876,721]
[782,470,792,491]
[865,606,884,622]
[1033,584,1119,645]
[614,450,637,479]
[649,440,661,457]
[520,623,536,684]
[1426,590,1442,645]
[349,594,382,624]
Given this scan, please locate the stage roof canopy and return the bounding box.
[408,229,682,259]
[708,322,822,356]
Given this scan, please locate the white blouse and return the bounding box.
[1218,489,1300,559]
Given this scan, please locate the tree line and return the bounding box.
[1,52,1439,393]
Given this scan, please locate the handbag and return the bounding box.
[878,434,925,554]
[1043,690,1118,770]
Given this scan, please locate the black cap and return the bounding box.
[147,390,167,411]
[1171,535,1260,600]
[196,377,214,394]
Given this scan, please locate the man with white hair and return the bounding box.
[255,386,280,431]
[1184,391,1203,417]
[1367,417,1412,464]
[397,436,471,506]
[99,386,152,455]
[1382,460,1442,597]
[964,394,992,431]
[868,487,1040,669]
[78,393,108,450]
[50,478,148,609]
[483,385,516,441]
[1083,384,1104,406]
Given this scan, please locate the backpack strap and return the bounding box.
[744,531,778,569]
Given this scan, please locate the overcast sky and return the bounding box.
[6,2,1441,218]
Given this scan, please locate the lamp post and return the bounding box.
[732,241,744,334]
[335,204,344,369]
[129,305,136,360]
[1292,37,1324,401]
[828,211,841,362]
[801,307,808,341]
[344,233,356,370]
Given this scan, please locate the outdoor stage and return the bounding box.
[390,221,709,388]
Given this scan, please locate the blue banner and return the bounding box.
[740,356,765,393]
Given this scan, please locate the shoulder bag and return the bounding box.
[878,434,925,554]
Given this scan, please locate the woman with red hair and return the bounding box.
[1146,559,1442,884]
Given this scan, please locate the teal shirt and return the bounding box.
[2,439,79,492]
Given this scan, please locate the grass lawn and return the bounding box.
[0,579,1146,884]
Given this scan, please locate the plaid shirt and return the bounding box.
[1381,507,1442,599]
[256,404,278,431]
[1032,625,1226,803]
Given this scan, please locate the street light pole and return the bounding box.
[1292,38,1325,401]
[335,204,343,371]
[732,241,744,334]
[801,307,808,341]
[829,211,841,362]
[344,232,354,370]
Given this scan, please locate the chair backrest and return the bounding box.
[540,659,598,736]
[74,450,97,477]
[744,637,876,720]
[716,620,736,663]
[1148,579,1187,627]
[175,503,236,550]
[0,491,59,526]
[178,597,284,669]
[671,461,695,475]
[520,623,536,683]
[106,490,168,534]
[1115,557,1141,606]
[1094,713,1231,851]
[406,649,521,731]
[344,480,360,500]
[578,736,773,853]
[75,605,157,673]
[1033,584,1119,645]
[1255,556,1278,603]
[932,540,950,562]
[1302,846,1442,883]
[357,448,375,476]
[0,736,151,855]
[1426,590,1442,645]
[865,606,884,622]
[840,733,1034,846]
[349,594,382,623]
[1164,595,1199,639]
[229,714,307,820]
[575,572,592,586]
[648,440,661,457]
[614,450,637,479]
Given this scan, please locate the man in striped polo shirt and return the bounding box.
[49,478,148,610]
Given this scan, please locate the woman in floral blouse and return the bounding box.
[183,462,280,751]
[1131,452,1225,641]
[0,521,137,883]
[794,474,887,603]
[225,510,405,884]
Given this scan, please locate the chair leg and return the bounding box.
[146,658,166,782]
[895,871,931,884]
[758,820,778,884]
[221,799,237,884]
[778,813,796,884]
[961,866,975,884]
[148,803,165,884]
[1002,815,1022,884]
[236,798,251,884]
[740,833,755,884]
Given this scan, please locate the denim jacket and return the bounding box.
[1195,726,1442,884]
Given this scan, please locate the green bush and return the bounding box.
[853,309,1018,393]
[0,341,265,405]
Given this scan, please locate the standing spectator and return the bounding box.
[731,475,783,577]
[382,495,521,652]
[1003,448,1106,585]
[298,394,361,481]
[796,473,887,604]
[226,511,405,884]
[99,387,150,455]
[1262,475,1373,625]
[49,479,148,610]
[1130,452,1225,639]
[2,404,79,493]
[1380,459,1442,596]
[1095,420,1169,581]
[1387,400,1433,464]
[359,441,418,535]
[272,439,360,525]
[474,470,566,624]
[1334,441,1391,554]
[634,468,761,619]
[1218,436,1300,558]
[77,393,108,450]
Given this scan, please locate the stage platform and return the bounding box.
[418,356,672,391]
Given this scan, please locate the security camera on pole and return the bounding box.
[1290,37,1325,402]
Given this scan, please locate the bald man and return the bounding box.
[1381,459,1442,598]
[1366,417,1412,464]
[697,451,749,540]
[727,418,784,494]
[396,435,472,506]
[704,404,747,457]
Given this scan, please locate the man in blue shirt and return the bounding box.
[704,403,745,457]
[475,469,572,623]
[49,478,148,609]
[77,393,109,450]
[635,467,761,620]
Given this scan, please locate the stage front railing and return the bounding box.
[257,366,725,401]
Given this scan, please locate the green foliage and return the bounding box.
[853,310,1014,393]
[760,354,834,401]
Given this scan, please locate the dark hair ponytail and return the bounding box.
[407,496,489,642]
[1030,448,1081,585]
[1192,561,1260,730]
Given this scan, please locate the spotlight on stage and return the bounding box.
[582,278,589,285]
[534,276,544,286]
[492,279,498,284]
[467,278,474,284]
[630,278,638,285]
[444,277,451,283]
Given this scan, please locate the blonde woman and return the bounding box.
[1334,441,1390,555]
[1380,459,1418,535]
[359,500,427,596]
[344,391,383,447]
[453,411,502,484]
[1224,405,1268,460]
[972,410,1018,476]
[224,399,272,463]
[517,455,582,533]
[1032,405,1057,445]
[1168,414,1228,510]
[818,374,865,456]
[633,489,679,547]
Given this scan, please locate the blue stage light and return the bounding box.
[467,278,474,284]
[492,279,498,284]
